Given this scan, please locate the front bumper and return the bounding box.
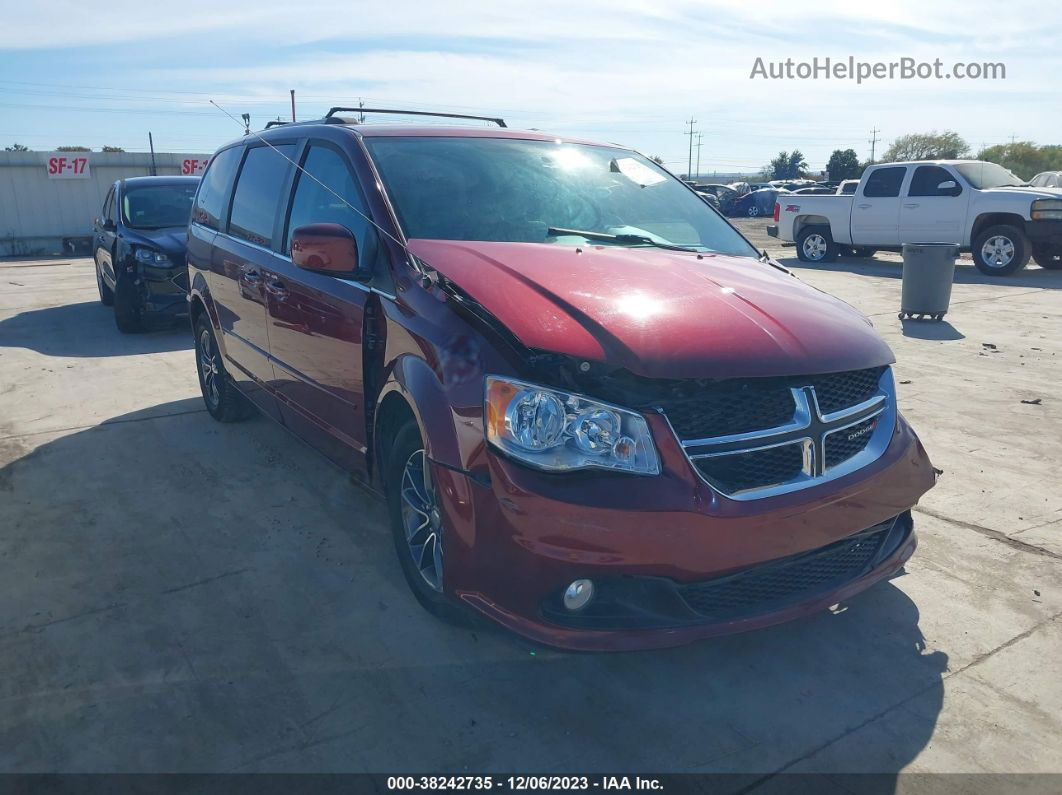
[1025,219,1062,247]
[140,265,189,316]
[434,415,935,651]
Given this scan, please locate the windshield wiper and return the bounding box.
[546,227,698,253]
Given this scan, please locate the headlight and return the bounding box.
[1031,199,1062,221]
[134,248,173,266]
[485,376,660,475]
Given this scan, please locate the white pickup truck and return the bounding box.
[768,160,1062,276]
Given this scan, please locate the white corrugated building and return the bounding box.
[0,150,213,256]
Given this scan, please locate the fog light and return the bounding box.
[563,579,595,611]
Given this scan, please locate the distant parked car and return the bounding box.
[730,188,788,218]
[695,189,721,210]
[1030,171,1062,188]
[93,176,200,332]
[791,186,835,195]
[837,179,860,195]
[696,183,741,214]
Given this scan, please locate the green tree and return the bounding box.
[825,149,862,181]
[101,145,125,152]
[55,145,91,152]
[4,143,29,151]
[976,141,1062,179]
[768,150,809,180]
[649,155,664,165]
[882,131,969,162]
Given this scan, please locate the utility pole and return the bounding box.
[695,133,703,180]
[868,127,880,164]
[359,97,365,124]
[148,132,157,176]
[290,89,296,122]
[685,117,697,178]
[241,113,251,135]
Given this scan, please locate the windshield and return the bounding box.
[953,162,1027,189]
[122,184,197,229]
[364,137,759,257]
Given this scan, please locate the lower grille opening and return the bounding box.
[678,517,903,620]
[693,443,804,495]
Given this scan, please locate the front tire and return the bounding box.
[796,225,839,263]
[113,272,145,333]
[385,420,472,625]
[747,204,761,217]
[972,224,1030,276]
[194,315,254,422]
[1032,245,1062,270]
[95,259,114,306]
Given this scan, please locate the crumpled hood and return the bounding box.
[408,240,894,380]
[125,226,188,257]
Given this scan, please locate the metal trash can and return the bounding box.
[898,242,959,322]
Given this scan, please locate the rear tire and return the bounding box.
[385,419,475,626]
[972,224,1030,276]
[113,273,145,333]
[747,205,761,217]
[1032,245,1062,270]
[194,315,254,422]
[796,225,839,263]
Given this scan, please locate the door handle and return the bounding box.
[857,203,872,209]
[265,280,289,300]
[903,203,920,208]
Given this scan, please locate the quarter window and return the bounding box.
[909,166,960,197]
[192,146,241,230]
[229,145,295,247]
[862,167,907,198]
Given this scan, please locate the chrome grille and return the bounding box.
[669,367,895,500]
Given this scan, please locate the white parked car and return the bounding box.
[769,160,1062,275]
[1030,171,1062,188]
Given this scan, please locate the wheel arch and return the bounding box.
[794,214,832,240]
[971,212,1027,243]
[372,356,464,489]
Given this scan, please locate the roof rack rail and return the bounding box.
[324,107,506,128]
[264,120,289,129]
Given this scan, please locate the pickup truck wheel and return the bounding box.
[1032,245,1062,270]
[797,226,838,263]
[194,316,255,422]
[386,420,476,627]
[973,224,1030,276]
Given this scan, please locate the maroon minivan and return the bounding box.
[186,108,935,651]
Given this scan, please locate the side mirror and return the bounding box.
[937,180,959,196]
[102,218,116,231]
[291,223,361,278]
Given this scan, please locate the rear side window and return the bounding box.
[284,145,371,255]
[192,146,241,230]
[229,145,295,247]
[909,166,960,197]
[863,167,906,198]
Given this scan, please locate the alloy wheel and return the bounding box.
[802,234,827,261]
[399,448,443,592]
[981,235,1015,268]
[198,328,221,408]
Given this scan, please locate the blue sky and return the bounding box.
[1,0,1058,175]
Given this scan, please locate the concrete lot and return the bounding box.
[1,228,1060,784]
